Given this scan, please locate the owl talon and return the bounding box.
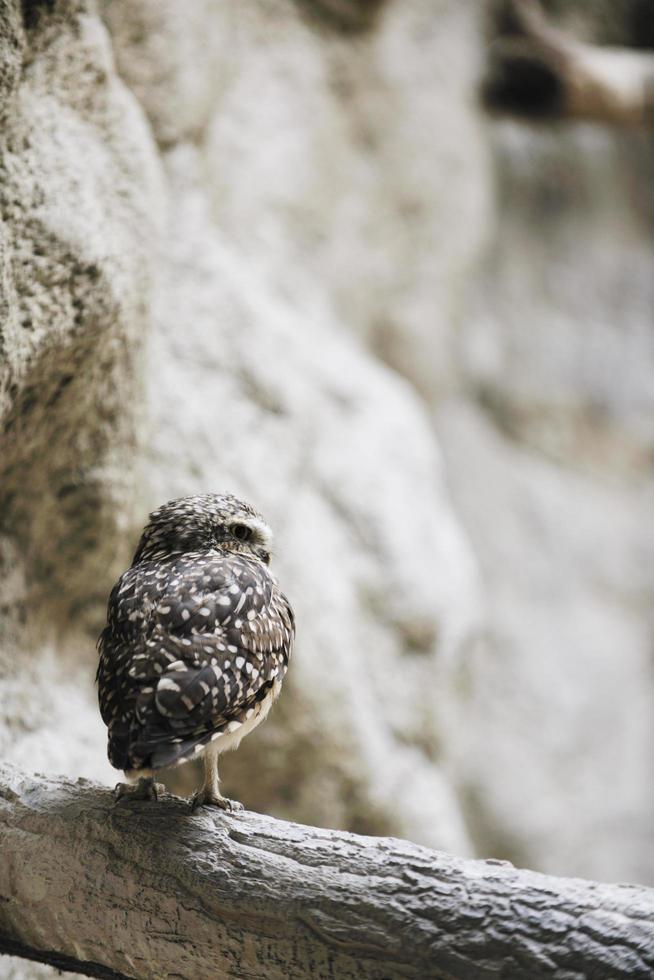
[113,776,164,803]
[190,789,244,813]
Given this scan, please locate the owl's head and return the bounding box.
[133,493,273,565]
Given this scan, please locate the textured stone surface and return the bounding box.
[0,0,163,802]
[105,0,492,397]
[0,0,480,871]
[1,4,654,978]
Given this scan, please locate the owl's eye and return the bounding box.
[232,524,253,541]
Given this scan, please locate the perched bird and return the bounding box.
[97,493,295,810]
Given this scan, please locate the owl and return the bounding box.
[97,493,295,810]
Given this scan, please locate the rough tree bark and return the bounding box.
[483,0,654,125]
[1,767,653,979]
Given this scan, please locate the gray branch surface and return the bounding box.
[0,765,653,980]
[484,0,654,125]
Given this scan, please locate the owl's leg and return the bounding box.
[190,749,244,812]
[113,774,165,803]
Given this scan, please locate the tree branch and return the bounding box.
[0,765,653,979]
[483,0,654,125]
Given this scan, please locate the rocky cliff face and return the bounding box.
[0,0,481,860]
[1,8,652,978]
[440,116,654,884]
[0,0,164,786]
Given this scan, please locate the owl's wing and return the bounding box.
[125,563,294,770]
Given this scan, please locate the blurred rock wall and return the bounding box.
[0,10,653,980]
[436,5,654,887]
[440,118,654,885]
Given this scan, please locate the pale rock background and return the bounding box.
[1,0,653,974]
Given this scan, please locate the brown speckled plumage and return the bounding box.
[97,493,294,807]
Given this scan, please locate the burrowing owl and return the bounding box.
[97,493,295,811]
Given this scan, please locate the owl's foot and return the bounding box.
[113,776,165,803]
[190,788,244,813]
